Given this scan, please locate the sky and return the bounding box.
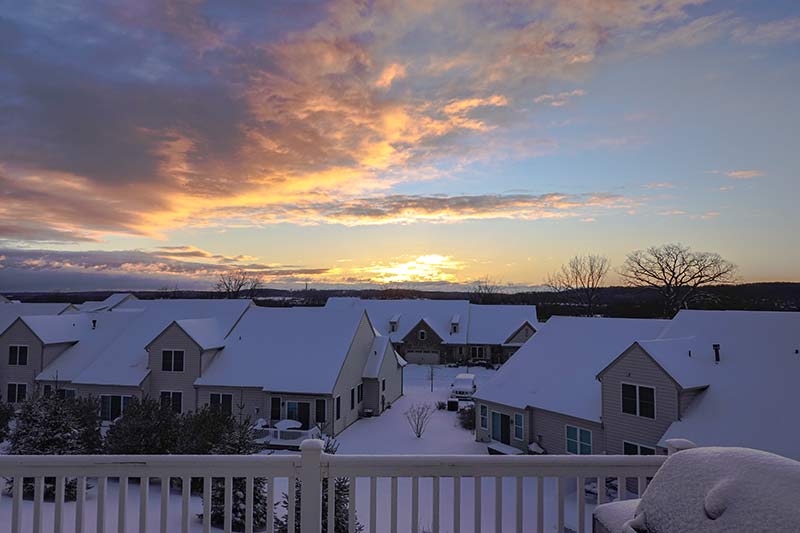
[0,0,798,291]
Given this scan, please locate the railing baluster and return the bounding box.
[515,476,523,533]
[329,475,336,533]
[598,476,607,505]
[390,477,398,533]
[160,477,169,533]
[536,477,543,533]
[474,476,481,533]
[556,477,564,533]
[139,477,149,533]
[181,476,190,533]
[76,476,87,533]
[224,476,233,533]
[118,476,127,533]
[266,477,274,533]
[55,475,65,533]
[203,477,212,533]
[577,476,586,533]
[348,476,356,533]
[288,476,296,533]
[245,476,254,533]
[617,476,625,501]
[370,476,377,533]
[494,476,502,533]
[33,476,44,533]
[411,476,419,533]
[433,476,440,533]
[98,476,108,533]
[638,476,647,497]
[453,476,461,533]
[11,475,22,533]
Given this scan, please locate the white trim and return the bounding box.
[565,424,593,455]
[513,412,524,441]
[418,329,427,341]
[479,404,488,429]
[620,382,656,419]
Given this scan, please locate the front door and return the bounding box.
[491,412,511,445]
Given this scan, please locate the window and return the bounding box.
[450,323,458,334]
[350,388,355,410]
[58,389,76,400]
[389,321,398,333]
[623,441,657,455]
[335,396,341,420]
[418,329,427,341]
[287,401,299,421]
[160,391,182,413]
[457,346,464,356]
[621,384,655,419]
[381,379,386,392]
[211,393,233,415]
[7,383,27,403]
[315,399,326,424]
[100,395,132,421]
[8,345,28,366]
[43,384,52,395]
[357,384,363,403]
[161,350,184,372]
[270,396,284,419]
[566,425,592,455]
[479,404,488,429]
[470,346,485,359]
[513,413,524,440]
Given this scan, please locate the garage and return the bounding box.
[403,350,440,365]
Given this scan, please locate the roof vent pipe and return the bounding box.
[91,319,97,330]
[713,343,720,363]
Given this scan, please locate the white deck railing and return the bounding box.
[0,439,667,533]
[256,426,323,447]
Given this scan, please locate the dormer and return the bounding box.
[389,314,401,333]
[450,314,461,335]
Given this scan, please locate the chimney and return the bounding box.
[91,319,97,330]
[713,343,720,363]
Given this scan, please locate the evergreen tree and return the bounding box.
[104,397,181,454]
[274,437,363,533]
[0,397,15,443]
[7,392,101,500]
[176,406,238,493]
[201,417,271,531]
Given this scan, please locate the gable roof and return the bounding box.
[474,315,669,421]
[196,306,369,394]
[363,335,407,379]
[650,310,800,461]
[0,302,74,334]
[75,293,137,312]
[325,297,537,347]
[69,299,251,386]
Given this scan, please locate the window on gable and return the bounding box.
[450,323,458,334]
[622,384,656,419]
[382,379,386,391]
[335,396,341,420]
[357,383,363,403]
[513,413,524,440]
[160,391,182,413]
[566,425,592,455]
[8,345,28,366]
[161,350,185,372]
[479,404,488,429]
[350,387,355,410]
[418,330,426,341]
[211,393,233,416]
[7,383,27,403]
[389,321,397,333]
[624,441,657,456]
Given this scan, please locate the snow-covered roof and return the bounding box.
[474,316,669,421]
[75,293,137,312]
[70,299,251,386]
[363,335,406,379]
[0,302,73,334]
[173,318,226,351]
[21,315,84,345]
[325,297,537,346]
[196,306,369,394]
[649,310,800,461]
[466,304,537,345]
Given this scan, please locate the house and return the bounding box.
[194,306,406,436]
[474,310,800,463]
[324,297,537,364]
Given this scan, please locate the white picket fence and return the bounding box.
[0,439,672,533]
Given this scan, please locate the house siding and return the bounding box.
[364,344,403,414]
[75,383,147,400]
[679,387,705,419]
[530,408,604,455]
[474,399,530,452]
[146,323,203,414]
[331,313,375,435]
[42,342,73,370]
[0,320,44,398]
[600,344,679,455]
[399,320,443,364]
[197,386,265,422]
[506,323,536,345]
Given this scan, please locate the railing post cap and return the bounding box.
[300,439,324,453]
[665,438,697,455]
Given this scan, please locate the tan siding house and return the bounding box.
[146,322,206,414]
[0,319,43,401]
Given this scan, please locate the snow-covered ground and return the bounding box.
[0,365,594,532]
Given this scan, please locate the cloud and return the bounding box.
[0,0,714,242]
[534,89,586,107]
[732,17,800,46]
[352,254,465,284]
[644,182,675,189]
[725,170,764,180]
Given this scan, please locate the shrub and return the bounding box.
[404,403,435,438]
[458,405,475,430]
[104,397,181,455]
[176,406,237,455]
[436,401,447,410]
[0,398,15,442]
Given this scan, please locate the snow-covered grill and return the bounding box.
[0,439,666,533]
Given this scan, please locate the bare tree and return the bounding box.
[619,243,737,317]
[470,276,501,304]
[404,403,435,438]
[546,254,610,316]
[215,269,263,299]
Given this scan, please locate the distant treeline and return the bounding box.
[6,282,799,320]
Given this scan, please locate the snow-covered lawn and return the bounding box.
[0,365,595,532]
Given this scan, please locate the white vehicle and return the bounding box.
[450,373,477,399]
